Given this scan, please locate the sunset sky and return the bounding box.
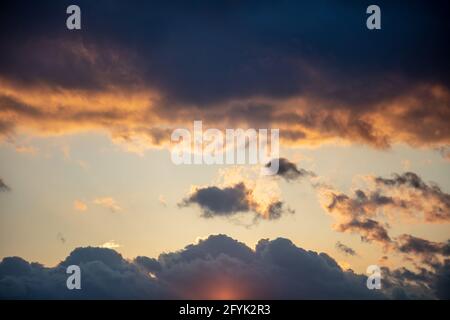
[0,0,449,299]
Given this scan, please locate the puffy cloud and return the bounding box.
[0,234,389,299]
[266,158,315,182]
[0,178,10,192]
[180,182,293,221]
[93,197,122,213]
[335,242,357,256]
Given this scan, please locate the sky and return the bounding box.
[0,0,449,299]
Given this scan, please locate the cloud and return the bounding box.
[335,241,357,256]
[100,240,122,250]
[0,234,389,299]
[373,172,450,222]
[266,158,315,182]
[0,178,10,192]
[93,197,122,213]
[319,171,450,251]
[381,259,450,300]
[396,234,450,266]
[73,200,87,212]
[0,1,449,152]
[180,182,293,221]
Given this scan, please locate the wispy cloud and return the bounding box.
[93,197,122,213]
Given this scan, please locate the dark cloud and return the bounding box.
[0,1,449,149]
[180,182,293,221]
[0,178,10,192]
[180,183,250,217]
[0,248,168,299]
[1,1,449,103]
[337,218,392,249]
[266,158,315,182]
[335,241,357,256]
[396,234,450,265]
[0,234,390,299]
[381,259,450,300]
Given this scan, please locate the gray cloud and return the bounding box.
[322,171,450,251]
[396,234,450,266]
[179,182,293,221]
[0,235,389,299]
[266,158,316,182]
[374,172,450,222]
[335,241,357,256]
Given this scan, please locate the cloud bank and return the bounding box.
[0,235,383,299]
[1,234,448,299]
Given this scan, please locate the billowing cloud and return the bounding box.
[0,234,390,299]
[0,178,10,192]
[0,1,449,152]
[266,158,315,182]
[180,182,293,221]
[335,241,357,256]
